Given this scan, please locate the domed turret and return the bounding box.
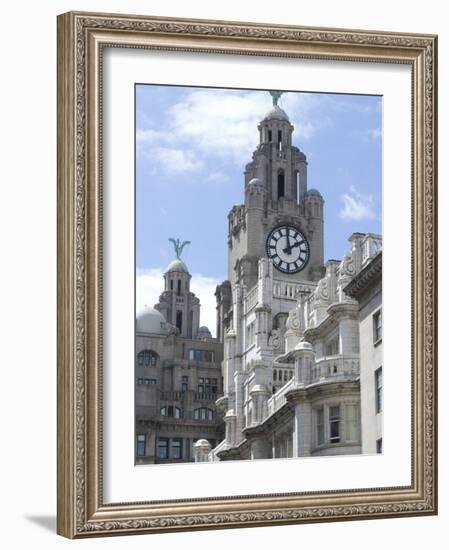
[136,306,167,334]
[305,188,323,198]
[263,104,290,122]
[166,258,189,273]
[197,326,212,340]
[247,177,264,188]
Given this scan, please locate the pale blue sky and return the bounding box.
[135,85,382,330]
[136,85,381,277]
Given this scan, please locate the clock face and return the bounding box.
[266,225,310,273]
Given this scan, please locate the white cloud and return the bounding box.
[151,147,204,174]
[136,89,324,177]
[352,127,382,143]
[339,185,376,221]
[136,268,221,337]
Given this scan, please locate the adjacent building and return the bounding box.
[135,258,224,464]
[344,247,383,454]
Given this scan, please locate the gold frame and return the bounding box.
[57,11,438,538]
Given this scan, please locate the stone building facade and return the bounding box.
[209,94,382,461]
[135,258,224,464]
[344,247,383,454]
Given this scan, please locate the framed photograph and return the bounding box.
[57,11,437,538]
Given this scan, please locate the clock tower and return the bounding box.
[226,91,324,291]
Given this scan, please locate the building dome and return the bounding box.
[263,105,290,122]
[166,258,189,273]
[197,326,212,340]
[305,188,322,198]
[136,306,167,334]
[247,177,264,188]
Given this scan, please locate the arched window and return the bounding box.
[277,170,285,199]
[194,407,214,421]
[137,350,158,367]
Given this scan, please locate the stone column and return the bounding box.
[250,436,272,460]
[292,400,312,457]
[292,341,315,386]
[224,409,237,446]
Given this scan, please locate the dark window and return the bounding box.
[376,438,383,454]
[277,170,285,198]
[160,406,167,416]
[157,438,169,459]
[171,439,182,459]
[176,311,183,333]
[268,129,272,142]
[174,406,182,419]
[329,405,341,443]
[373,310,382,343]
[181,375,188,392]
[278,130,282,142]
[136,434,146,457]
[375,367,383,413]
[137,378,143,385]
[137,350,158,366]
[170,280,173,290]
[143,378,157,385]
[177,279,181,296]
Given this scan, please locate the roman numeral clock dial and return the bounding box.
[266,225,310,274]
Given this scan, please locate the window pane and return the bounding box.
[157,439,168,459]
[329,405,340,442]
[171,439,182,459]
[375,367,383,413]
[136,434,146,457]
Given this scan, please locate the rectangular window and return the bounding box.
[325,337,339,356]
[137,378,143,385]
[316,407,324,446]
[181,383,188,392]
[171,439,182,459]
[345,403,359,441]
[376,438,383,454]
[188,349,214,362]
[157,438,169,459]
[373,310,382,343]
[375,367,383,413]
[329,405,341,443]
[136,434,146,457]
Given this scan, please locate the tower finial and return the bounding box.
[269,90,284,106]
[169,237,191,260]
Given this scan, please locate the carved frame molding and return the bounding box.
[57,11,437,538]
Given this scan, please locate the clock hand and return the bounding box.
[282,241,302,254]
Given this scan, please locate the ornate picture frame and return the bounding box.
[57,11,437,538]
